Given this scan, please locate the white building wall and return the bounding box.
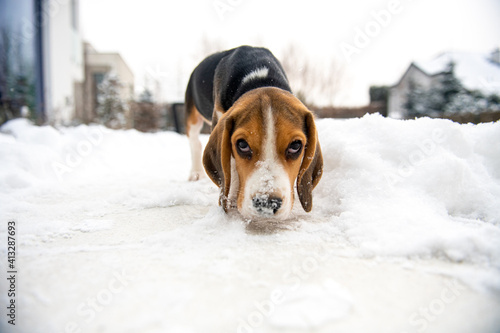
[86,53,135,102]
[45,0,83,124]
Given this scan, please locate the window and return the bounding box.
[0,0,41,124]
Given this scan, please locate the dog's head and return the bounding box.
[203,87,323,220]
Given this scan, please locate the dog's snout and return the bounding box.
[252,196,282,215]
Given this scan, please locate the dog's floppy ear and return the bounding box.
[296,111,323,212]
[203,115,234,211]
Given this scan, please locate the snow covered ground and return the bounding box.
[1,114,499,333]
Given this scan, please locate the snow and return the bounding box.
[268,280,353,329]
[415,52,500,96]
[1,115,500,333]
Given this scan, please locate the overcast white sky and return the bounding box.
[80,0,500,106]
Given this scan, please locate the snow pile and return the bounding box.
[314,116,500,267]
[1,115,500,332]
[1,115,500,269]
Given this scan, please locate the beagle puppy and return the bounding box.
[185,46,323,220]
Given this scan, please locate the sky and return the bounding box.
[80,0,500,106]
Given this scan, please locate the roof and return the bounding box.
[414,51,500,95]
[390,62,430,89]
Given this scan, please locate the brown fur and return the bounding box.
[185,105,204,137]
[203,87,323,213]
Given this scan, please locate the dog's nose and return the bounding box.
[252,196,282,215]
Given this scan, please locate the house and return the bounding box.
[81,43,134,125]
[0,0,84,125]
[388,49,500,119]
[0,0,134,126]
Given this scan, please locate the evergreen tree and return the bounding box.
[438,61,462,109]
[404,61,463,118]
[96,73,126,128]
[369,85,389,116]
[139,88,154,103]
[445,90,499,115]
[369,85,389,103]
[424,86,446,116]
[404,80,428,118]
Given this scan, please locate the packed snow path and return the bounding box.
[0,115,499,333]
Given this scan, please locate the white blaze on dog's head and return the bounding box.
[202,87,323,220]
[240,105,292,219]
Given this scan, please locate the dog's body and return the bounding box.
[185,46,322,220]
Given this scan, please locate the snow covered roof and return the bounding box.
[414,51,500,96]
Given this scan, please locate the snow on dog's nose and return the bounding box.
[252,194,283,216]
[241,158,292,220]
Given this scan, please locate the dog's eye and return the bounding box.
[236,139,252,158]
[237,139,250,152]
[286,140,303,158]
